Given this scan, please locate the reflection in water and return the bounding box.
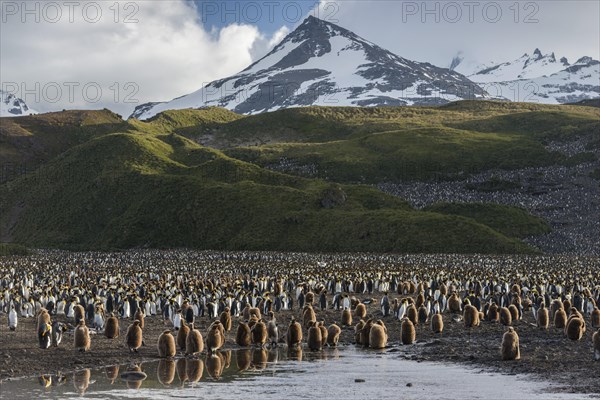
[223,350,232,369]
[4,347,584,400]
[206,353,224,380]
[105,365,119,384]
[185,358,204,383]
[176,358,188,383]
[236,349,251,371]
[268,348,279,364]
[73,369,91,395]
[157,360,175,385]
[121,364,147,390]
[252,349,268,370]
[288,347,302,361]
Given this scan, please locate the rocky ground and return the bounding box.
[1,297,598,395]
[379,154,600,256]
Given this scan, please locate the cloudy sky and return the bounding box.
[1,0,598,116]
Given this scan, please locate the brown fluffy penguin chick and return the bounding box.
[342,307,353,326]
[418,305,429,325]
[206,321,225,352]
[508,304,520,322]
[415,292,425,308]
[286,317,303,348]
[401,318,416,345]
[537,304,549,329]
[369,323,387,349]
[177,320,190,350]
[593,329,600,361]
[501,327,520,360]
[550,299,563,320]
[305,291,315,305]
[592,308,600,329]
[566,317,585,341]
[74,320,91,352]
[236,321,251,347]
[73,304,85,323]
[554,308,568,329]
[360,319,374,346]
[327,323,341,346]
[220,307,232,332]
[318,321,328,348]
[448,294,461,313]
[431,313,444,334]
[354,303,367,319]
[307,321,322,351]
[105,314,119,339]
[499,307,512,326]
[464,305,480,328]
[563,299,572,315]
[36,309,51,333]
[134,309,145,329]
[185,323,204,355]
[251,319,268,347]
[407,305,418,325]
[242,304,250,321]
[302,305,316,328]
[565,309,585,336]
[249,307,261,321]
[354,320,365,344]
[126,320,143,353]
[157,330,176,358]
[487,303,500,322]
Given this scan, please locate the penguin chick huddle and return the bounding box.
[1,250,599,384]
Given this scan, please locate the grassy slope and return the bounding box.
[0,110,129,171]
[424,203,551,239]
[0,130,535,253]
[3,101,576,253]
[209,102,599,183]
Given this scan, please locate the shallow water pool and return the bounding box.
[0,347,593,399]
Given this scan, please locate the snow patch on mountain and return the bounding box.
[451,50,599,104]
[452,49,571,83]
[0,90,37,117]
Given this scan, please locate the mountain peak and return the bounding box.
[533,48,543,59]
[1,90,37,117]
[131,16,486,119]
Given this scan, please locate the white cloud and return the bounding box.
[250,25,291,61]
[0,0,286,116]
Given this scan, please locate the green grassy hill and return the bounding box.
[3,100,587,253]
[0,109,128,174]
[1,125,537,253]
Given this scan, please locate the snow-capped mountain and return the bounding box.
[450,50,599,104]
[132,16,486,119]
[452,49,570,83]
[492,57,600,104]
[0,90,37,117]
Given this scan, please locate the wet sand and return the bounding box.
[1,299,598,395]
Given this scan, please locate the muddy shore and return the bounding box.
[1,299,598,395]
